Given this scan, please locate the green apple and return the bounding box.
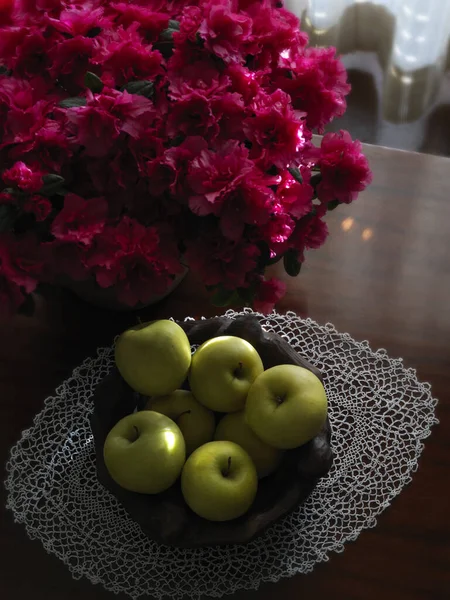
[245,364,327,449]
[103,411,186,494]
[145,390,215,455]
[115,319,191,396]
[181,441,257,521]
[214,411,283,478]
[189,336,264,412]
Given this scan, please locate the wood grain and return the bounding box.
[1,143,449,599]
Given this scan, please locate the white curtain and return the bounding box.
[286,0,450,70]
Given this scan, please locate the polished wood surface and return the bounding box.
[1,143,449,599]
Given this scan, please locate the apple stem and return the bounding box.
[222,456,232,477]
[275,394,286,406]
[234,362,244,378]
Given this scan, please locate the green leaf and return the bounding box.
[211,287,238,307]
[2,187,16,196]
[159,20,180,42]
[39,174,65,196]
[59,97,87,109]
[310,173,322,188]
[84,71,104,93]
[283,250,302,277]
[327,199,340,211]
[0,204,18,233]
[288,166,303,183]
[122,80,155,99]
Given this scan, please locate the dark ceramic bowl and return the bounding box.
[90,314,333,547]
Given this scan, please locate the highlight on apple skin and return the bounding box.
[103,411,186,494]
[145,390,216,455]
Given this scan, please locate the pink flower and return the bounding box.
[111,3,169,39]
[317,130,372,203]
[244,90,308,168]
[11,119,70,172]
[244,2,307,69]
[169,60,230,100]
[51,193,108,245]
[96,26,163,87]
[129,128,165,175]
[212,91,246,140]
[87,217,183,306]
[0,26,61,77]
[23,195,52,221]
[146,156,177,197]
[276,170,313,218]
[2,161,43,192]
[187,142,253,215]
[0,0,371,315]
[226,64,261,102]
[275,47,350,132]
[198,0,253,63]
[0,191,15,204]
[0,76,51,147]
[259,204,295,247]
[48,6,110,36]
[65,89,155,157]
[173,5,203,45]
[218,176,277,241]
[184,231,260,289]
[164,135,208,197]
[253,276,286,313]
[167,91,219,139]
[48,35,95,89]
[289,213,329,259]
[0,0,14,26]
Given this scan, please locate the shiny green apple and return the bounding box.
[103,411,186,494]
[189,336,264,412]
[245,364,328,449]
[214,411,283,478]
[115,319,191,396]
[145,390,215,455]
[181,441,258,521]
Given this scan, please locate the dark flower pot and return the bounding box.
[63,269,187,311]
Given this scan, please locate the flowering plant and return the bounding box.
[0,0,371,316]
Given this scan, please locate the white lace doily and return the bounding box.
[5,309,438,599]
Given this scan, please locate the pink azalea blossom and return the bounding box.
[51,193,108,245]
[253,276,286,314]
[0,0,371,315]
[317,130,373,204]
[198,0,253,64]
[2,161,43,192]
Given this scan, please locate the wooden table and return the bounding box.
[1,144,449,599]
